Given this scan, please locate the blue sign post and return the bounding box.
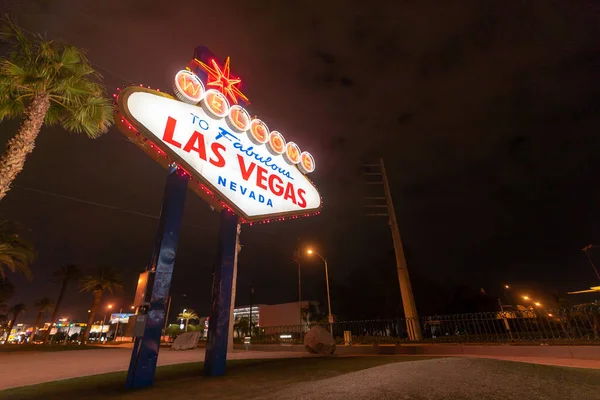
[126,164,188,389]
[204,209,239,376]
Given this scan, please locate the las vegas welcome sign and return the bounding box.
[114,59,322,223]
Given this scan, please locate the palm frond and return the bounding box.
[0,221,35,280]
[34,297,54,311]
[0,16,33,59]
[61,96,114,138]
[80,266,123,294]
[0,95,25,121]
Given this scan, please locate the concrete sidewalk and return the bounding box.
[0,348,309,390]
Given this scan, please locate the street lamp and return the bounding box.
[101,304,113,343]
[522,296,529,301]
[306,249,333,335]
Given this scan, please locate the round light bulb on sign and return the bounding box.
[226,105,251,133]
[299,151,316,174]
[173,70,205,104]
[284,142,301,165]
[202,89,230,119]
[267,131,286,155]
[247,119,269,145]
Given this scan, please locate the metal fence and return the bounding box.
[248,307,600,345]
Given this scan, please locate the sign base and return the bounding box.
[126,165,188,389]
[204,209,239,376]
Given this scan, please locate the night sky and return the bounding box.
[1,1,600,324]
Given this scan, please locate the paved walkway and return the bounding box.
[1,347,599,392]
[0,348,309,390]
[269,357,600,400]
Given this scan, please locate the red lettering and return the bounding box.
[162,116,182,148]
[268,174,284,196]
[183,131,207,160]
[283,182,297,204]
[297,188,307,208]
[237,155,256,181]
[210,142,226,168]
[256,166,268,190]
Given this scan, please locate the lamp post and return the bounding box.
[293,249,302,328]
[249,285,254,338]
[102,304,113,343]
[307,249,333,335]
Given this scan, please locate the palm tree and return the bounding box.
[177,309,199,332]
[4,302,25,344]
[79,267,122,343]
[43,264,80,344]
[30,297,53,342]
[0,17,113,200]
[0,220,35,279]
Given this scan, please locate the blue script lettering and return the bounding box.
[233,142,293,180]
[190,113,209,130]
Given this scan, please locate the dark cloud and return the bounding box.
[1,0,600,322]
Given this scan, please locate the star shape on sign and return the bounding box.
[197,57,249,105]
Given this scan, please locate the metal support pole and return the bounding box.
[126,165,188,389]
[324,258,333,335]
[227,229,241,353]
[298,261,302,327]
[114,307,123,342]
[379,158,422,341]
[249,285,254,338]
[204,209,239,377]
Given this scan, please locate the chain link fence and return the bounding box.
[248,307,600,345]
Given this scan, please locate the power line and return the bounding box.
[14,186,216,233]
[92,63,133,86]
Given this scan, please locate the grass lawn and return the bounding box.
[0,344,106,353]
[1,356,436,400]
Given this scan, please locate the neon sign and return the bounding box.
[173,70,204,104]
[197,57,249,105]
[115,63,321,223]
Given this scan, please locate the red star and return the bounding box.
[197,57,249,105]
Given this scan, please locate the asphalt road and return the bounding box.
[271,357,600,400]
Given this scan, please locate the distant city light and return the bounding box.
[522,296,529,300]
[504,285,510,289]
[548,313,553,317]
[279,334,292,339]
[307,249,313,255]
[534,302,542,307]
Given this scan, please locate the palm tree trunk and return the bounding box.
[31,310,43,342]
[82,290,102,343]
[4,310,20,345]
[185,318,189,332]
[0,93,50,201]
[43,275,69,344]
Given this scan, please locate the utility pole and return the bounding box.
[293,244,302,327]
[248,284,254,338]
[582,244,600,280]
[363,158,422,341]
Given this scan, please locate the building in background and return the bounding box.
[204,301,321,337]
